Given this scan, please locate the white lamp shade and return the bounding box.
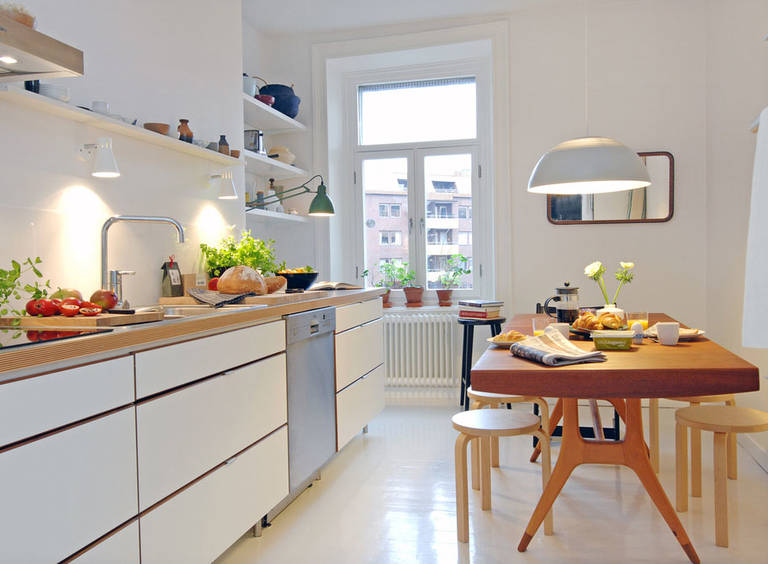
[91,137,120,178]
[528,137,651,195]
[212,172,237,200]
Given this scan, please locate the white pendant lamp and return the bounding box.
[528,136,651,194]
[527,2,650,196]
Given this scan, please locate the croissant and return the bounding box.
[598,312,623,330]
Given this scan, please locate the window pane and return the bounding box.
[359,78,476,145]
[363,158,409,287]
[424,153,473,290]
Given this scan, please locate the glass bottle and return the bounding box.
[218,135,229,155]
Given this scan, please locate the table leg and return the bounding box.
[649,398,660,473]
[459,327,469,407]
[531,398,563,462]
[518,398,699,564]
[463,326,475,411]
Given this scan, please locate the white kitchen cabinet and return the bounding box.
[71,520,140,564]
[0,356,134,447]
[135,320,284,398]
[136,353,287,510]
[0,408,138,563]
[336,364,385,450]
[335,318,383,391]
[140,426,289,564]
[335,298,383,333]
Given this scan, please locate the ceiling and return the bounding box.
[242,0,550,34]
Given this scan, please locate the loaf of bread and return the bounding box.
[264,275,287,294]
[217,265,267,295]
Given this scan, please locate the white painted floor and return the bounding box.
[218,401,768,564]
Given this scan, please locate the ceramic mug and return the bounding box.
[656,322,680,346]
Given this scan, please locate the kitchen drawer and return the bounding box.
[0,356,134,447]
[71,520,139,564]
[335,298,382,333]
[0,408,138,563]
[137,353,286,510]
[336,364,385,450]
[335,318,383,392]
[135,320,284,398]
[140,426,289,564]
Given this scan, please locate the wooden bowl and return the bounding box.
[143,122,170,135]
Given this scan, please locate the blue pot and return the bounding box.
[259,84,300,119]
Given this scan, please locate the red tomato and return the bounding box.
[26,299,58,317]
[60,303,80,317]
[61,297,81,307]
[50,298,63,314]
[79,302,102,316]
[208,277,219,291]
[26,330,39,342]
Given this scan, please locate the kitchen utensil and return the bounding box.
[244,130,265,153]
[143,122,170,135]
[243,74,259,96]
[543,282,579,324]
[255,94,275,106]
[656,322,680,345]
[258,83,300,118]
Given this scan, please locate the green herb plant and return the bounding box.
[200,231,280,277]
[438,254,471,289]
[0,257,51,325]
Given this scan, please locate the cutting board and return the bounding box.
[158,291,329,306]
[0,310,164,327]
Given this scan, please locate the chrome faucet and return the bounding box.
[100,215,185,290]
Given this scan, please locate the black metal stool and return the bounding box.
[458,317,505,410]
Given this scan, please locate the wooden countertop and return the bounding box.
[471,313,760,398]
[0,289,385,384]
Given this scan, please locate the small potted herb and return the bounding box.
[391,263,422,307]
[363,264,397,307]
[436,254,471,306]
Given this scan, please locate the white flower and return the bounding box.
[584,261,602,277]
[620,261,635,269]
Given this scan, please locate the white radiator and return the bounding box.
[383,312,461,387]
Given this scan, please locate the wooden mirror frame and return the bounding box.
[546,151,674,225]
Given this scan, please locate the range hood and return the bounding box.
[0,14,83,82]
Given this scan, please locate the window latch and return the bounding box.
[409,217,413,234]
[420,217,425,232]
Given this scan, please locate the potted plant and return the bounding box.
[363,265,396,308]
[199,230,280,279]
[390,263,422,307]
[436,254,471,306]
[584,260,636,320]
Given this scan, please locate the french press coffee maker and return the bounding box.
[543,282,579,324]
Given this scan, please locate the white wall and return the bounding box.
[705,0,768,448]
[0,0,244,306]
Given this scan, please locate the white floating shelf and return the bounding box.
[246,208,310,223]
[242,93,307,133]
[0,86,243,167]
[242,149,308,179]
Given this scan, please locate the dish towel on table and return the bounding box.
[743,105,768,348]
[188,288,253,307]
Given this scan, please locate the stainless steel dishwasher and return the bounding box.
[268,306,336,522]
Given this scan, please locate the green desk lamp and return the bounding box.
[246,175,334,216]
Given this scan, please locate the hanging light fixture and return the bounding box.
[210,171,238,200]
[527,3,650,195]
[80,137,120,178]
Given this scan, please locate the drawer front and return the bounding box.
[0,408,138,563]
[72,521,140,564]
[137,354,287,510]
[140,426,289,564]
[336,364,385,450]
[335,298,382,333]
[0,356,134,447]
[135,320,285,398]
[335,318,383,392]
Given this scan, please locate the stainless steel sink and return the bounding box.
[138,304,267,319]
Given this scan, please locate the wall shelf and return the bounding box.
[0,85,243,167]
[246,208,310,223]
[242,93,307,133]
[243,149,307,179]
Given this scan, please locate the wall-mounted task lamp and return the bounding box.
[80,137,120,178]
[210,171,237,200]
[246,175,334,216]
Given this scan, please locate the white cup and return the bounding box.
[656,322,680,346]
[551,323,570,339]
[92,100,110,114]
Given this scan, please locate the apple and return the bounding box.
[50,288,83,301]
[89,289,118,310]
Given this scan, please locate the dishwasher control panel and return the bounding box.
[285,306,336,345]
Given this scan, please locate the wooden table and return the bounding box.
[471,314,759,564]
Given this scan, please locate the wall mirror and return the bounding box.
[547,151,674,224]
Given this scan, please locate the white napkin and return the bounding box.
[743,106,768,347]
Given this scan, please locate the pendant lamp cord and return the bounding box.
[584,0,589,137]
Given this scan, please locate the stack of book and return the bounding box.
[458,299,503,320]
